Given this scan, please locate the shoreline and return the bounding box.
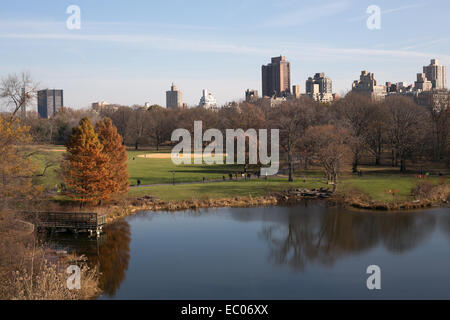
[102,189,449,224]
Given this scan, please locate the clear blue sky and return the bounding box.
[0,0,449,108]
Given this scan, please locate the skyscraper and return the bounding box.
[37,89,63,119]
[292,85,301,99]
[261,56,291,98]
[199,89,217,109]
[245,89,258,102]
[352,71,386,101]
[414,73,433,92]
[166,83,183,109]
[306,73,333,102]
[423,59,447,90]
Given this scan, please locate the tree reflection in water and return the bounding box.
[439,213,450,240]
[40,219,131,297]
[96,220,131,296]
[260,204,436,271]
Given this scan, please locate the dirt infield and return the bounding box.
[38,148,66,152]
[138,153,227,159]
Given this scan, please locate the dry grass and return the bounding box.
[3,258,99,300]
[0,209,100,300]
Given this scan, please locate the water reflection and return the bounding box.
[440,213,450,240]
[42,203,450,299]
[96,220,131,296]
[259,204,437,271]
[43,220,131,297]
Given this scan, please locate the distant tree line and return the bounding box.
[98,93,449,174]
[19,92,450,178]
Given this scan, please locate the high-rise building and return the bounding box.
[245,89,258,102]
[261,56,291,98]
[352,71,386,101]
[306,73,333,102]
[199,89,217,109]
[423,59,447,90]
[414,73,433,92]
[292,85,301,99]
[92,101,110,111]
[37,89,63,119]
[166,83,183,109]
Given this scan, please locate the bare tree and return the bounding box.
[385,96,426,173]
[269,99,314,182]
[429,103,449,162]
[0,72,38,120]
[301,125,351,191]
[336,93,373,172]
[364,102,389,165]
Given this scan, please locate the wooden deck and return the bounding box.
[23,211,106,236]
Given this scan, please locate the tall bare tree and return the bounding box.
[0,72,38,120]
[364,102,389,165]
[385,96,426,173]
[301,125,350,191]
[336,93,373,172]
[269,99,314,182]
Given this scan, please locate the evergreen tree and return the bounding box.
[63,117,111,204]
[96,117,129,196]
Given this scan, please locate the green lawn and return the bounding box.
[340,175,449,203]
[126,150,246,186]
[29,146,65,188]
[29,145,449,203]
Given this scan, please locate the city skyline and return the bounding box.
[1,0,450,108]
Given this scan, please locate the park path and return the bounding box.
[130,174,285,188]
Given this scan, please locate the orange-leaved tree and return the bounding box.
[96,117,129,196]
[63,117,111,204]
[0,115,38,206]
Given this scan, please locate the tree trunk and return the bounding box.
[375,145,381,165]
[352,158,358,173]
[288,151,293,182]
[400,158,406,173]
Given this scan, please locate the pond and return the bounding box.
[46,202,450,299]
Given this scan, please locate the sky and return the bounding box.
[0,0,449,109]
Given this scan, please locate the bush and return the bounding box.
[411,181,435,200]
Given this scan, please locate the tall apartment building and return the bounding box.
[37,89,63,119]
[199,89,217,109]
[245,89,259,102]
[414,73,433,92]
[352,71,386,101]
[262,56,291,98]
[306,73,333,102]
[166,83,183,109]
[292,85,301,99]
[423,59,447,90]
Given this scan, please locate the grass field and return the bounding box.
[126,150,245,185]
[341,174,447,203]
[29,145,449,203]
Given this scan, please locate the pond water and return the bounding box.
[46,202,450,299]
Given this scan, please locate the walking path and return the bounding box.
[130,174,283,188]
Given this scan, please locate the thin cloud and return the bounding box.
[0,32,272,55]
[401,38,450,50]
[1,31,449,64]
[0,19,221,32]
[264,1,351,27]
[347,3,425,22]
